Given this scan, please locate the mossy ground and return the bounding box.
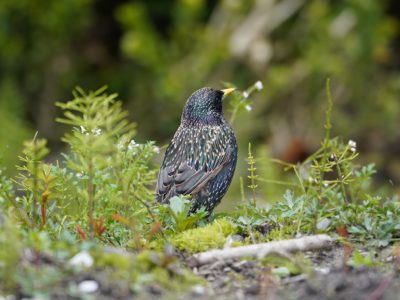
[171,218,237,253]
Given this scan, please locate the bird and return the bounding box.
[156,87,238,214]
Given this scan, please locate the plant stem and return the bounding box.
[88,158,95,239]
[324,78,333,144]
[229,106,239,124]
[247,143,257,206]
[240,176,256,244]
[32,153,38,224]
[321,78,333,189]
[40,190,49,227]
[336,164,348,203]
[293,166,306,235]
[239,177,245,202]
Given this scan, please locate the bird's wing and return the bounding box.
[156,126,234,203]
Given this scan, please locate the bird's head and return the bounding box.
[181,87,235,126]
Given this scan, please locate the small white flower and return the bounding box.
[78,280,99,293]
[80,126,87,134]
[323,182,329,187]
[254,80,263,91]
[76,172,83,178]
[116,142,124,150]
[128,140,139,151]
[69,251,93,268]
[243,91,249,98]
[308,176,316,183]
[348,139,356,152]
[92,127,102,136]
[348,139,356,148]
[153,146,160,154]
[245,104,252,112]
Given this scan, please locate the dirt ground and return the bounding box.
[186,245,400,300]
[9,244,400,299]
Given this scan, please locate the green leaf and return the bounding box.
[272,267,291,277]
[169,196,188,216]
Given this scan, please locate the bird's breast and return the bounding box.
[171,124,236,170]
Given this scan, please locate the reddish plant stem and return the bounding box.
[40,190,49,226]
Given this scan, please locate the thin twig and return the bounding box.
[187,234,335,267]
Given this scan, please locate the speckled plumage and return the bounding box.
[156,87,238,213]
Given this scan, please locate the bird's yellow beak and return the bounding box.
[221,88,236,97]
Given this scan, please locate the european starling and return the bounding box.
[156,87,238,214]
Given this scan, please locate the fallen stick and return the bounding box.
[187,234,335,267]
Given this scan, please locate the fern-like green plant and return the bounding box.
[56,87,158,241]
[14,134,50,226]
[1,87,159,245]
[247,143,258,207]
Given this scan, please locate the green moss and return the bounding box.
[95,249,204,292]
[172,218,237,253]
[135,251,204,291]
[263,228,293,242]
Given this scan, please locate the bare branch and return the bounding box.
[187,234,335,267]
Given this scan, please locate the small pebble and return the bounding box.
[191,284,206,295]
[315,267,330,274]
[207,275,215,281]
[386,256,394,262]
[69,251,94,268]
[78,280,99,293]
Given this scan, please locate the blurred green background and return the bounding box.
[1,0,400,205]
